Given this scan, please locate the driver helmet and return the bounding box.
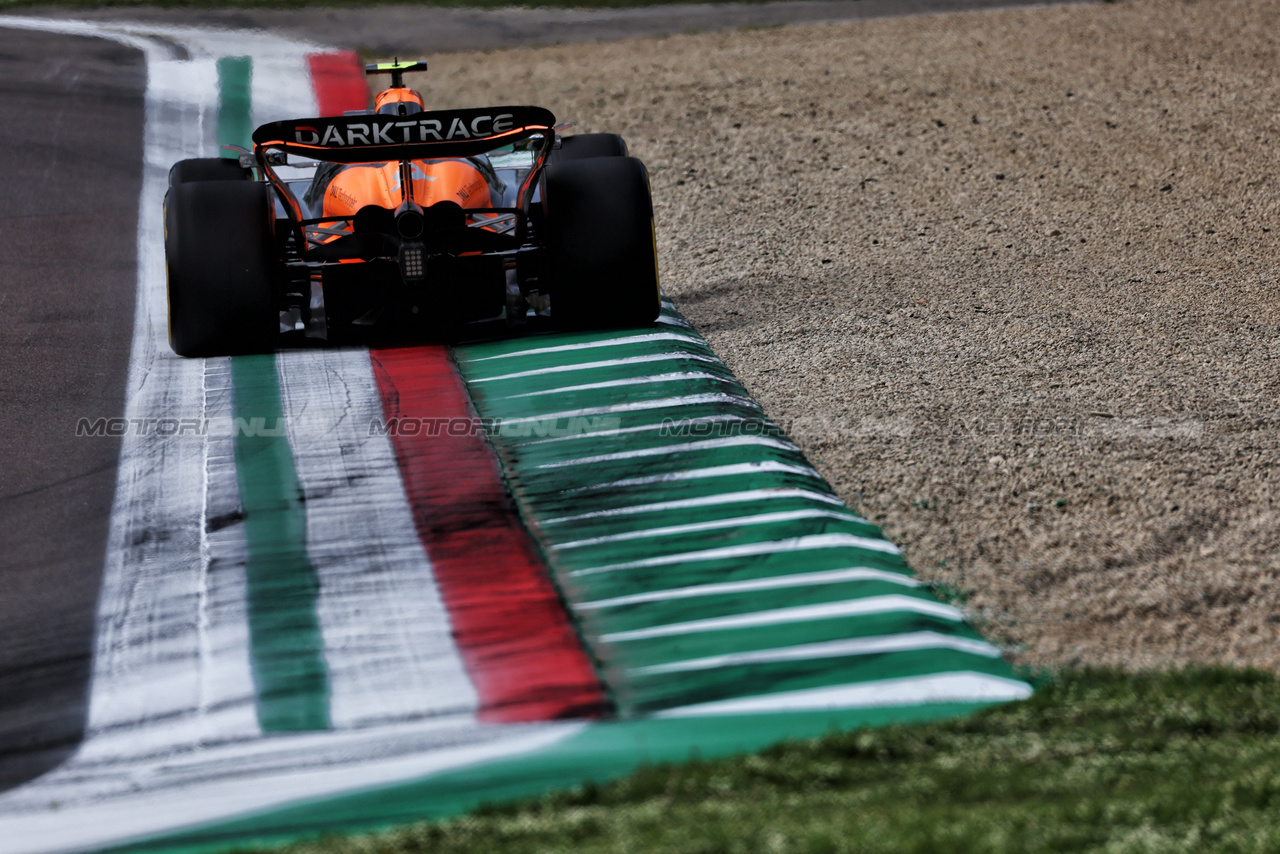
[375,87,426,116]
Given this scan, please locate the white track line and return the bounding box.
[69,32,254,764]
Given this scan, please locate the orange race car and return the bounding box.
[164,60,661,357]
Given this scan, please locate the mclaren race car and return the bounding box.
[164,60,661,357]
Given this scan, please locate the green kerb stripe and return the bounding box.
[220,57,330,733]
[231,357,330,732]
[455,305,1030,717]
[216,56,252,158]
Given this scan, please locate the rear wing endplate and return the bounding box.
[251,106,556,164]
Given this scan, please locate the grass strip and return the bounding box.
[243,666,1280,853]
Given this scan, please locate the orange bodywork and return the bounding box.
[373,86,426,115]
[321,159,492,220]
[311,158,497,258]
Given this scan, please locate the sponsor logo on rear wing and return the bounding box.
[252,106,557,163]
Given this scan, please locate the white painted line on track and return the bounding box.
[633,632,1002,675]
[198,357,266,743]
[656,672,1034,717]
[537,435,800,470]
[575,567,919,610]
[600,596,963,642]
[50,25,259,761]
[542,487,848,524]
[554,509,870,550]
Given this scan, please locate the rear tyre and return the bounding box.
[542,156,661,329]
[165,181,278,357]
[549,133,627,165]
[169,157,252,187]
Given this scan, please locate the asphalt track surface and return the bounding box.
[0,28,144,790]
[0,0,1091,801]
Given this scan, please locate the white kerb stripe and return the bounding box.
[277,348,479,728]
[542,487,847,524]
[470,351,721,383]
[575,566,918,610]
[655,672,1034,717]
[554,509,868,550]
[600,595,964,642]
[522,414,772,447]
[656,314,693,329]
[495,392,757,426]
[466,331,703,361]
[633,631,1002,675]
[570,533,900,577]
[538,435,799,470]
[498,371,736,400]
[565,461,823,493]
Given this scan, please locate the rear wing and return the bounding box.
[251,105,556,164]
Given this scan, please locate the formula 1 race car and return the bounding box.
[164,60,661,357]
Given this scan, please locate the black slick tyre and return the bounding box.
[165,181,278,357]
[542,156,661,330]
[548,133,628,165]
[169,157,252,187]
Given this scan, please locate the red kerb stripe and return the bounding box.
[306,51,368,115]
[308,53,606,723]
[371,347,609,723]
